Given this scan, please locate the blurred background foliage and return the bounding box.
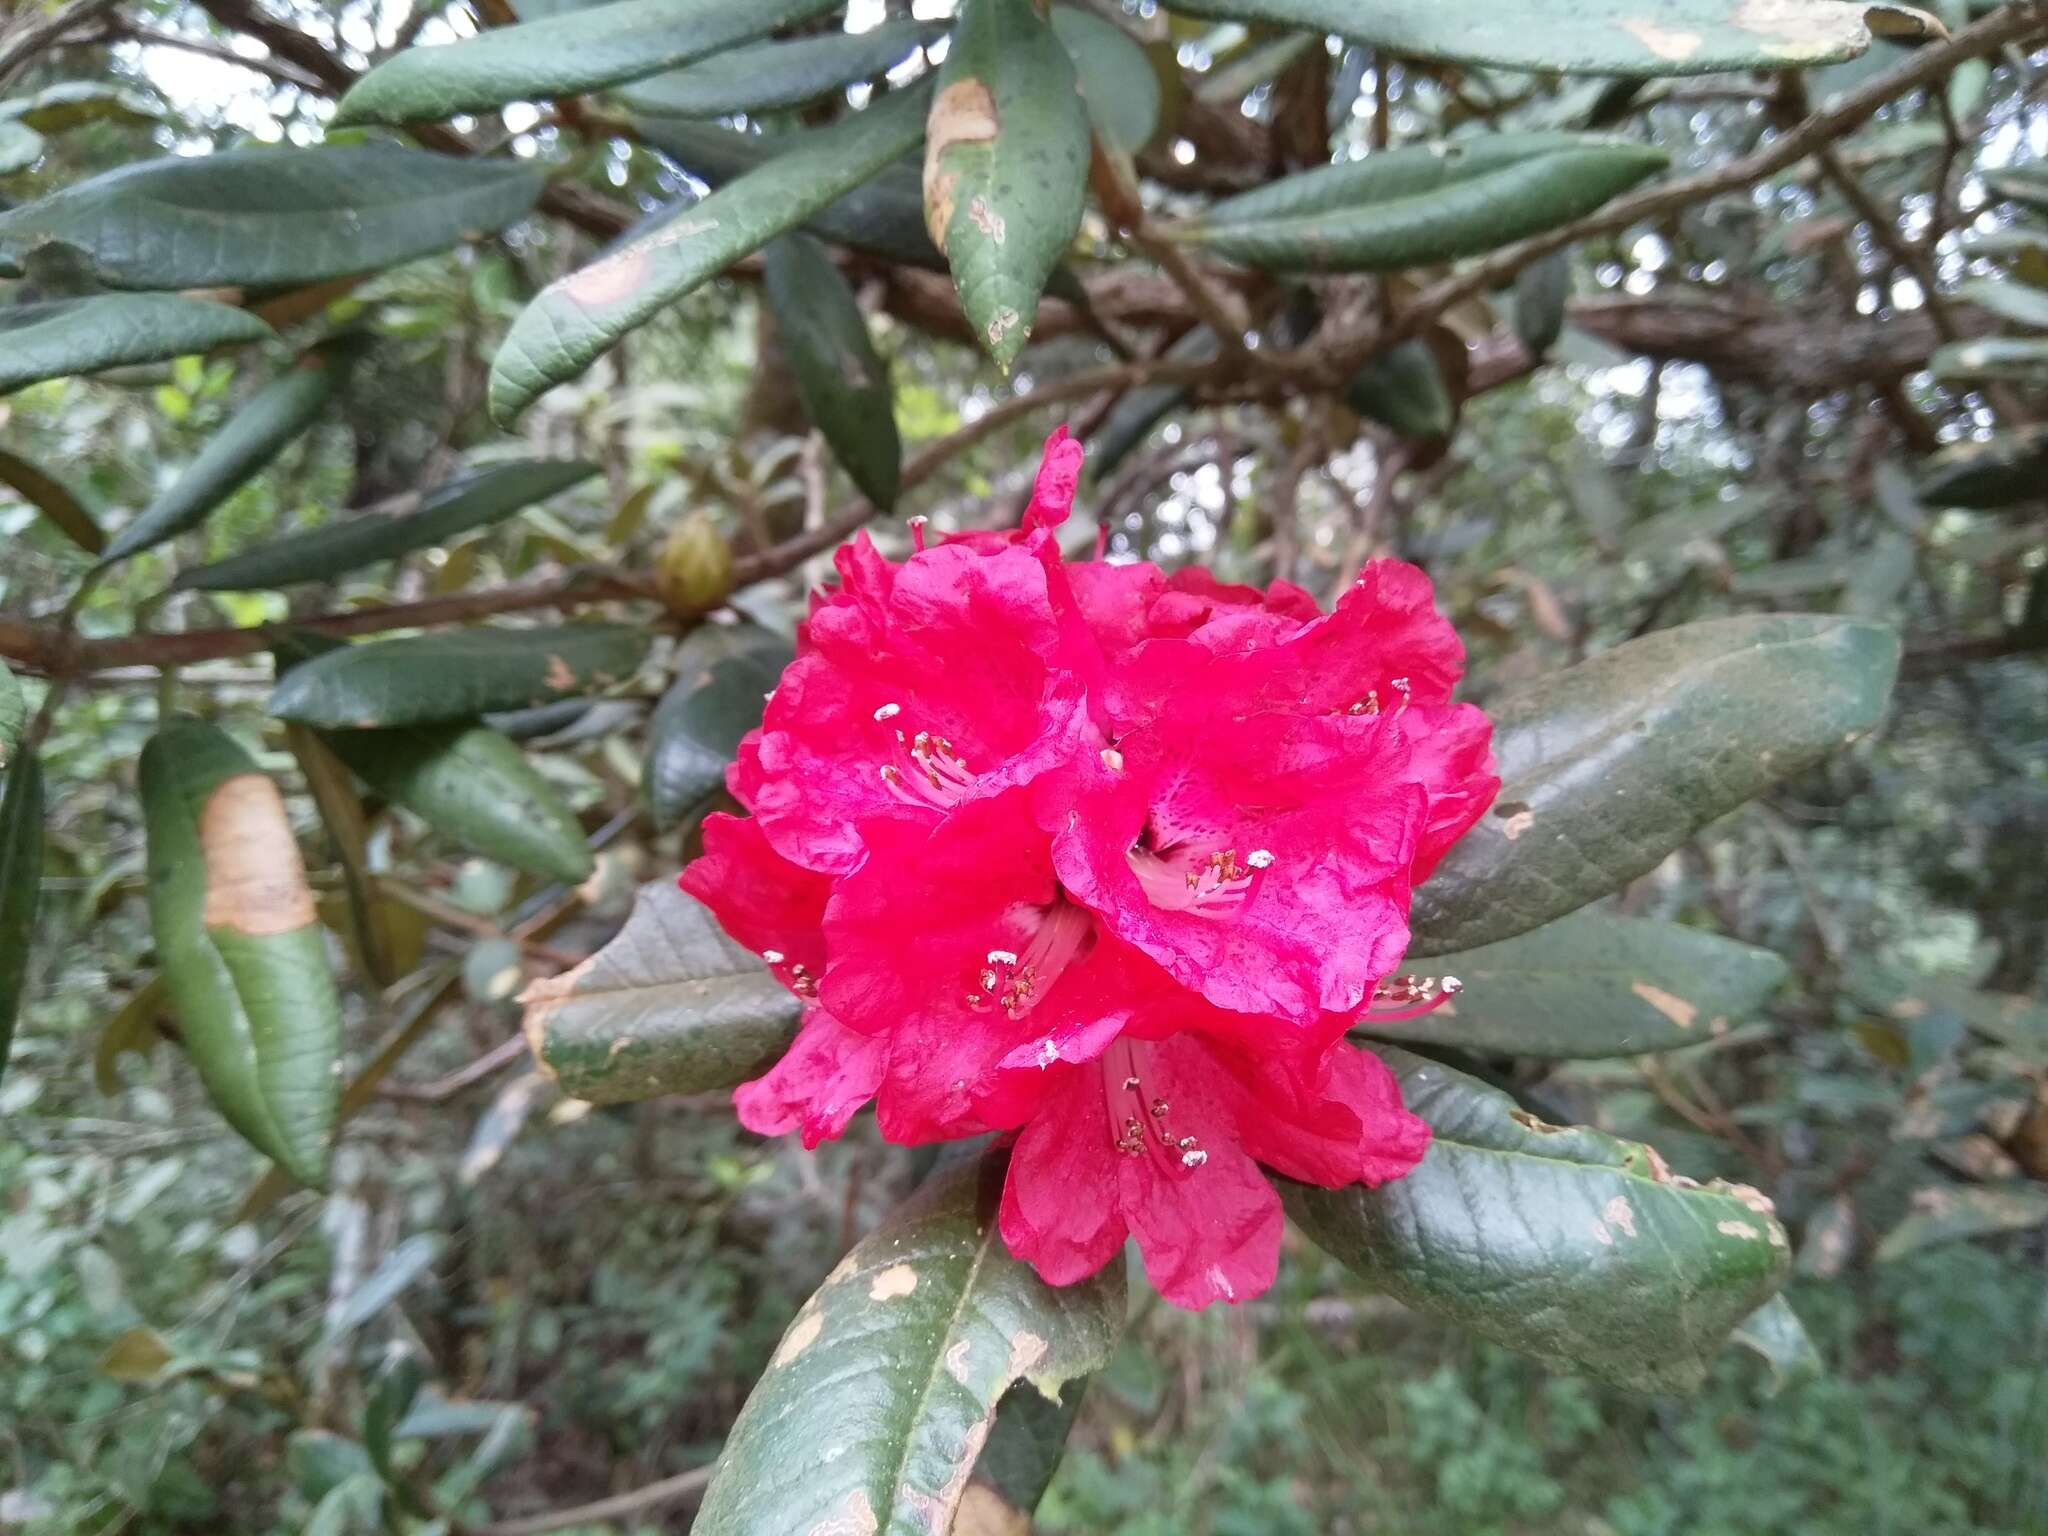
[2,0,2047,1531]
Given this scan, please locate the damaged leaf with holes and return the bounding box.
[923,0,1091,370]
[521,879,801,1103]
[139,720,343,1185]
[1287,1047,1793,1392]
[693,1153,1124,1534]
[1410,615,1901,955]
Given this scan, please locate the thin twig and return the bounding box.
[376,1035,527,1102]
[1333,2,2048,377]
[0,0,117,86]
[474,1464,715,1536]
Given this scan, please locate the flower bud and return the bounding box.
[655,513,734,618]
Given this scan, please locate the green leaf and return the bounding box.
[1051,6,1162,156]
[646,624,790,830]
[1874,1185,2048,1262]
[0,147,544,289]
[0,662,22,769]
[0,444,105,553]
[1954,277,2048,331]
[1929,335,2048,382]
[103,338,358,565]
[491,83,930,422]
[1838,959,2048,1055]
[0,295,272,395]
[94,975,169,1095]
[1287,1047,1791,1393]
[1162,0,1940,76]
[1171,133,1667,273]
[1344,337,1454,440]
[1410,615,1901,956]
[633,117,943,270]
[139,720,343,1185]
[924,0,1091,369]
[177,458,599,591]
[329,1235,442,1340]
[521,878,798,1103]
[338,0,839,123]
[763,235,900,511]
[1512,247,1572,355]
[285,723,399,988]
[693,1154,1125,1535]
[0,753,44,1088]
[1356,911,1789,1058]
[1,81,160,133]
[269,624,649,729]
[1731,1295,1823,1394]
[364,1351,428,1491]
[618,18,942,118]
[1985,164,2048,217]
[1915,425,2048,510]
[0,120,42,175]
[331,724,595,885]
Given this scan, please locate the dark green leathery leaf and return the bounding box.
[102,337,361,565]
[0,445,106,553]
[693,1153,1125,1534]
[631,117,943,270]
[1344,337,1454,441]
[268,623,649,730]
[139,721,342,1185]
[1286,1048,1791,1393]
[0,662,22,769]
[762,234,900,511]
[924,0,1091,369]
[336,0,840,123]
[1356,911,1789,1058]
[326,725,593,885]
[1915,426,2048,510]
[1169,133,1667,273]
[1410,615,1900,956]
[1051,5,1162,156]
[646,624,791,830]
[0,754,44,1087]
[520,879,798,1102]
[491,82,930,422]
[0,295,273,395]
[177,458,600,591]
[1161,0,1940,77]
[617,19,942,118]
[0,147,544,289]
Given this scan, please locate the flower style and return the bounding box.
[681,427,1499,1308]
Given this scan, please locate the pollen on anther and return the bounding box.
[1100,747,1125,772]
[873,702,902,722]
[1181,1149,1209,1168]
[1246,849,1275,869]
[761,949,785,965]
[1442,976,1464,994]
[987,949,1018,966]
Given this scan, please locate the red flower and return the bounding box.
[682,428,1498,1308]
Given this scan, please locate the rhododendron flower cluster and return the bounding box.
[682,428,1499,1308]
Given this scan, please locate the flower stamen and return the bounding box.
[1129,844,1264,915]
[1103,1041,1206,1169]
[878,726,975,811]
[1359,974,1462,1023]
[964,901,1091,1019]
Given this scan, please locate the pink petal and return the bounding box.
[680,813,831,977]
[733,1007,886,1149]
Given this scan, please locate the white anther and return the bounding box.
[1246,849,1275,869]
[1181,1149,1209,1168]
[1441,976,1463,994]
[873,702,902,722]
[1100,748,1125,772]
[762,949,785,965]
[986,949,1018,967]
